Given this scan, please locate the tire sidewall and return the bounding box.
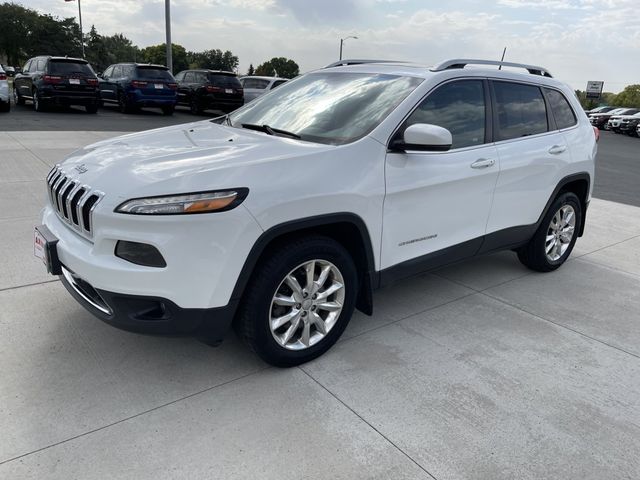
[539,192,582,268]
[249,240,358,367]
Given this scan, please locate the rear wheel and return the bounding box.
[118,92,132,113]
[0,100,9,112]
[85,103,98,114]
[235,236,358,367]
[189,97,202,115]
[162,105,175,116]
[14,87,25,105]
[517,192,582,272]
[33,89,46,112]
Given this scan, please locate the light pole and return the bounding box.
[65,0,85,58]
[165,0,172,72]
[339,36,357,61]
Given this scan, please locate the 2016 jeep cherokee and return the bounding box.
[35,59,597,367]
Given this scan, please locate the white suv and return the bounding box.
[35,59,597,366]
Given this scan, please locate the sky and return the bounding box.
[24,0,640,92]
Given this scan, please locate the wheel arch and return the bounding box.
[229,213,377,316]
[551,173,590,237]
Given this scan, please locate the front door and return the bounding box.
[382,79,499,272]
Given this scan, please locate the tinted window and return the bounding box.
[209,74,241,88]
[243,78,270,89]
[230,72,422,145]
[102,66,114,78]
[194,72,208,83]
[184,72,195,82]
[271,80,287,89]
[48,60,93,76]
[174,71,185,82]
[494,82,548,141]
[136,67,173,80]
[544,89,577,129]
[112,65,122,78]
[36,59,46,71]
[405,80,485,149]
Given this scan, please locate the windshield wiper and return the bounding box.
[241,123,301,140]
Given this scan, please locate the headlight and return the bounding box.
[115,188,249,215]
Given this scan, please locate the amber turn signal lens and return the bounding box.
[184,195,237,213]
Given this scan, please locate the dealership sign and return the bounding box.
[586,81,604,99]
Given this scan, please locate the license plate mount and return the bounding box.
[34,225,62,275]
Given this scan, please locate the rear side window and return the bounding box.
[544,88,577,130]
[209,74,241,88]
[48,60,93,76]
[271,80,287,89]
[136,67,173,80]
[405,79,486,149]
[493,81,548,141]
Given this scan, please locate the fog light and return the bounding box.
[115,241,166,268]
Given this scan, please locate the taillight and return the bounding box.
[167,82,177,90]
[0,73,6,81]
[131,80,148,88]
[593,126,600,143]
[87,78,98,86]
[206,85,221,93]
[43,75,62,84]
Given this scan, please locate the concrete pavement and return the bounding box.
[1,131,639,479]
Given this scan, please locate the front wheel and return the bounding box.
[235,236,358,367]
[189,97,202,115]
[33,89,46,112]
[517,192,582,272]
[14,87,25,105]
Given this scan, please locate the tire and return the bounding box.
[14,87,25,105]
[0,101,9,112]
[517,192,582,272]
[118,92,132,114]
[235,235,358,367]
[162,105,175,116]
[85,103,98,114]
[189,97,202,115]
[33,89,45,112]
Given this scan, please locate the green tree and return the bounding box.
[186,49,238,71]
[247,63,254,76]
[255,57,299,78]
[612,84,640,108]
[141,43,188,73]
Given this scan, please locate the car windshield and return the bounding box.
[48,60,94,76]
[136,67,173,80]
[229,72,423,145]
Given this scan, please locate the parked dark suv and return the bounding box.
[13,56,99,113]
[99,63,178,115]
[174,70,244,115]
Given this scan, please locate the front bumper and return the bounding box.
[60,265,236,343]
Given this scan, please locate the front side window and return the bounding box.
[102,66,114,78]
[112,65,122,78]
[229,72,423,145]
[544,88,577,130]
[494,81,548,141]
[174,71,185,82]
[36,59,46,71]
[184,72,195,82]
[404,80,486,149]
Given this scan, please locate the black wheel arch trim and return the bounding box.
[229,212,377,317]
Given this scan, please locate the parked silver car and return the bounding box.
[0,65,10,112]
[238,75,288,102]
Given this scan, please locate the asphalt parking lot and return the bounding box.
[1,118,639,478]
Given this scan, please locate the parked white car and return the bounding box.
[0,65,10,112]
[35,58,597,366]
[239,75,288,102]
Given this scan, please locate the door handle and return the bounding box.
[470,158,495,169]
[548,145,567,155]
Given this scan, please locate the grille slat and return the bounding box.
[46,166,103,239]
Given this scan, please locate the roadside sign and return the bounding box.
[586,81,604,99]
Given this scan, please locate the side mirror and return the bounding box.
[390,123,453,152]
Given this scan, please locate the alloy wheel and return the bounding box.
[545,205,576,261]
[269,259,345,350]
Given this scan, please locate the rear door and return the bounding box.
[14,59,33,97]
[99,65,116,101]
[382,78,500,271]
[486,80,571,234]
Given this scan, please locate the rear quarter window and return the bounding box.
[493,81,548,141]
[544,88,577,130]
[243,78,270,89]
[209,74,241,88]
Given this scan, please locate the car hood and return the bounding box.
[59,120,334,198]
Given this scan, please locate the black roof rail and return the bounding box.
[430,58,553,78]
[324,59,409,68]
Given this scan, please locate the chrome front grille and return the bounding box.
[46,165,104,239]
